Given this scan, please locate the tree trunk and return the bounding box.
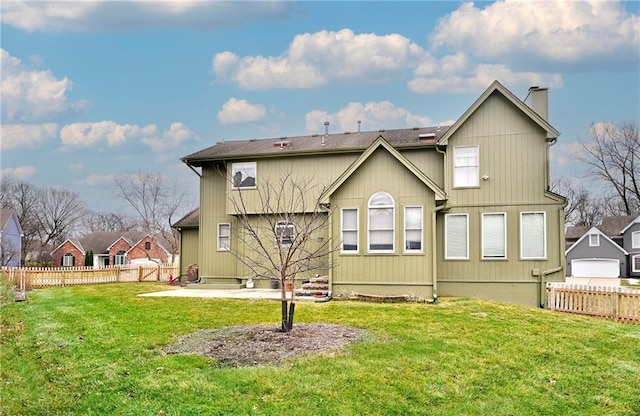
[281,300,289,332]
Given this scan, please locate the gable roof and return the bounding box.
[127,233,173,256]
[0,208,23,235]
[181,126,451,166]
[172,208,199,229]
[320,136,446,204]
[565,226,628,256]
[619,215,640,235]
[437,80,560,146]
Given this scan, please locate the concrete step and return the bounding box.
[295,289,330,297]
[301,283,329,290]
[309,276,329,284]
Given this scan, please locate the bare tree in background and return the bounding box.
[112,172,194,263]
[1,175,43,264]
[551,176,603,226]
[83,210,140,233]
[229,171,337,332]
[578,121,639,216]
[35,187,88,247]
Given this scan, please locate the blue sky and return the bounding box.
[1,0,639,214]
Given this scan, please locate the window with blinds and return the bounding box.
[404,206,423,253]
[445,213,468,259]
[521,212,546,259]
[482,213,506,259]
[368,192,394,253]
[453,146,479,188]
[341,208,358,253]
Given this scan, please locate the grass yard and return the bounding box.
[1,282,639,416]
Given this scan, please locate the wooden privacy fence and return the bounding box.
[546,282,640,324]
[2,264,179,288]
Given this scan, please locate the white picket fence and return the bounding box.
[546,282,640,324]
[2,264,179,288]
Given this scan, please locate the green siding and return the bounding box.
[329,147,436,298]
[402,149,444,188]
[178,228,199,278]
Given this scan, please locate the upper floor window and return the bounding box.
[445,213,469,259]
[341,208,358,253]
[589,234,600,247]
[368,192,395,253]
[218,223,230,251]
[521,212,546,259]
[482,213,506,259]
[231,162,257,189]
[275,221,296,247]
[404,206,423,253]
[63,253,74,267]
[454,146,479,188]
[144,241,151,250]
[114,250,127,265]
[632,231,640,249]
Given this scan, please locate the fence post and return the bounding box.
[156,264,160,282]
[138,266,142,282]
[613,287,619,322]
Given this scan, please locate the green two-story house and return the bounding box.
[179,81,566,307]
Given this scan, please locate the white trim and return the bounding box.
[565,226,628,256]
[632,231,640,249]
[620,215,640,234]
[403,206,423,254]
[589,234,600,247]
[633,255,640,273]
[445,213,469,260]
[520,211,547,259]
[453,145,479,188]
[571,258,620,278]
[217,223,230,251]
[62,252,74,267]
[482,212,507,260]
[340,208,359,254]
[367,192,395,254]
[230,161,257,189]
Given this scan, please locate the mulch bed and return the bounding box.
[163,323,368,367]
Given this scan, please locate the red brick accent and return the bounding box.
[128,236,168,263]
[52,241,83,267]
[108,238,133,264]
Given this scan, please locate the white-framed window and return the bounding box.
[453,146,479,188]
[482,213,506,259]
[231,162,257,189]
[404,206,423,253]
[521,212,546,259]
[341,208,358,253]
[275,221,296,247]
[589,234,600,247]
[368,192,395,253]
[633,255,640,272]
[445,213,468,260]
[114,250,127,265]
[218,223,230,251]
[632,231,640,249]
[63,253,74,267]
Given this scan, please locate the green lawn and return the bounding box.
[1,283,639,416]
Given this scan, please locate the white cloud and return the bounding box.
[1,49,90,123]
[60,121,157,148]
[0,165,37,179]
[213,29,428,89]
[409,63,563,94]
[74,173,116,186]
[305,101,430,133]
[431,0,640,69]
[218,98,267,125]
[1,123,58,150]
[0,1,293,32]
[141,122,200,153]
[69,163,84,171]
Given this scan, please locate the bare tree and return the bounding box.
[35,187,88,247]
[1,175,41,264]
[112,172,194,263]
[83,210,140,233]
[551,176,603,226]
[229,171,337,332]
[578,121,640,216]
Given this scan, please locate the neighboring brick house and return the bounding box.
[52,231,176,267]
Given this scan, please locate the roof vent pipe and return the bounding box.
[357,120,361,133]
[322,121,329,145]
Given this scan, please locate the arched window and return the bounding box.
[62,253,75,267]
[368,192,394,253]
[144,241,151,250]
[114,250,127,265]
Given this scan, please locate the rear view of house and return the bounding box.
[179,81,567,307]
